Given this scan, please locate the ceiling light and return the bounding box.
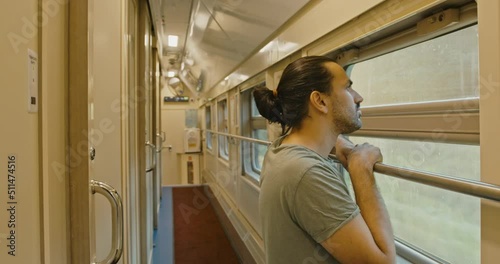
[167,35,178,47]
[167,71,176,77]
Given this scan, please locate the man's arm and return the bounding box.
[321,137,396,263]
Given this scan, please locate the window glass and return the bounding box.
[218,99,229,160]
[349,25,479,106]
[251,129,268,172]
[206,106,212,150]
[241,88,268,182]
[251,93,261,117]
[345,136,480,264]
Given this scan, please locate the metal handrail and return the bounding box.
[204,130,500,202]
[395,238,447,264]
[373,163,500,202]
[206,130,271,146]
[90,180,124,264]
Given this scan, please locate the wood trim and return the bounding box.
[68,0,91,262]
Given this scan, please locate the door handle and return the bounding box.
[156,131,165,153]
[145,141,157,172]
[90,180,124,264]
[145,141,156,150]
[157,131,166,143]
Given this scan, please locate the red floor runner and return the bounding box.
[173,186,240,264]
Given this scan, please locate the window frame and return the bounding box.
[205,104,213,151]
[328,4,480,263]
[338,5,479,145]
[217,97,229,161]
[240,84,268,183]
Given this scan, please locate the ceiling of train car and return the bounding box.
[160,0,309,95]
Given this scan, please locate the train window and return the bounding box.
[251,96,261,117]
[345,136,480,264]
[218,99,229,160]
[205,105,212,150]
[341,23,480,264]
[251,129,268,173]
[348,25,478,107]
[241,87,268,182]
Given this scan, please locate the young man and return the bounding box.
[254,56,396,263]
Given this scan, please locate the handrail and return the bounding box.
[90,180,124,264]
[395,238,447,264]
[204,130,500,202]
[206,130,271,146]
[373,163,500,202]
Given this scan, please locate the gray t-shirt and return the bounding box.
[259,137,360,264]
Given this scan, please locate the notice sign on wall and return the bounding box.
[6,155,17,256]
[28,49,38,113]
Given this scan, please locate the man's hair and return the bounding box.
[253,56,336,135]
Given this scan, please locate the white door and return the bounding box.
[68,0,127,263]
[91,0,127,263]
[124,0,141,263]
[162,109,187,185]
[138,1,155,262]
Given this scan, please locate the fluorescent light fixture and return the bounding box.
[167,35,178,47]
[167,71,176,77]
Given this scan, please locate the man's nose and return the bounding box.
[353,90,363,104]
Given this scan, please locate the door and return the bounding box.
[152,46,163,229]
[92,0,127,263]
[124,0,141,263]
[162,109,186,185]
[68,0,126,263]
[137,1,156,262]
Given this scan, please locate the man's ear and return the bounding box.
[309,91,328,114]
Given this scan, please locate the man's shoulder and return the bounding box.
[270,143,324,164]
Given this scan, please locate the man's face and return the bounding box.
[325,62,363,134]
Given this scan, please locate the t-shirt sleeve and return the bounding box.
[292,164,360,243]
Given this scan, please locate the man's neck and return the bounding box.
[282,121,338,158]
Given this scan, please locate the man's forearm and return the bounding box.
[349,165,396,260]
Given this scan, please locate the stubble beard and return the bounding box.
[333,111,362,135]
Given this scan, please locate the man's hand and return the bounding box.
[335,135,383,172]
[322,135,395,264]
